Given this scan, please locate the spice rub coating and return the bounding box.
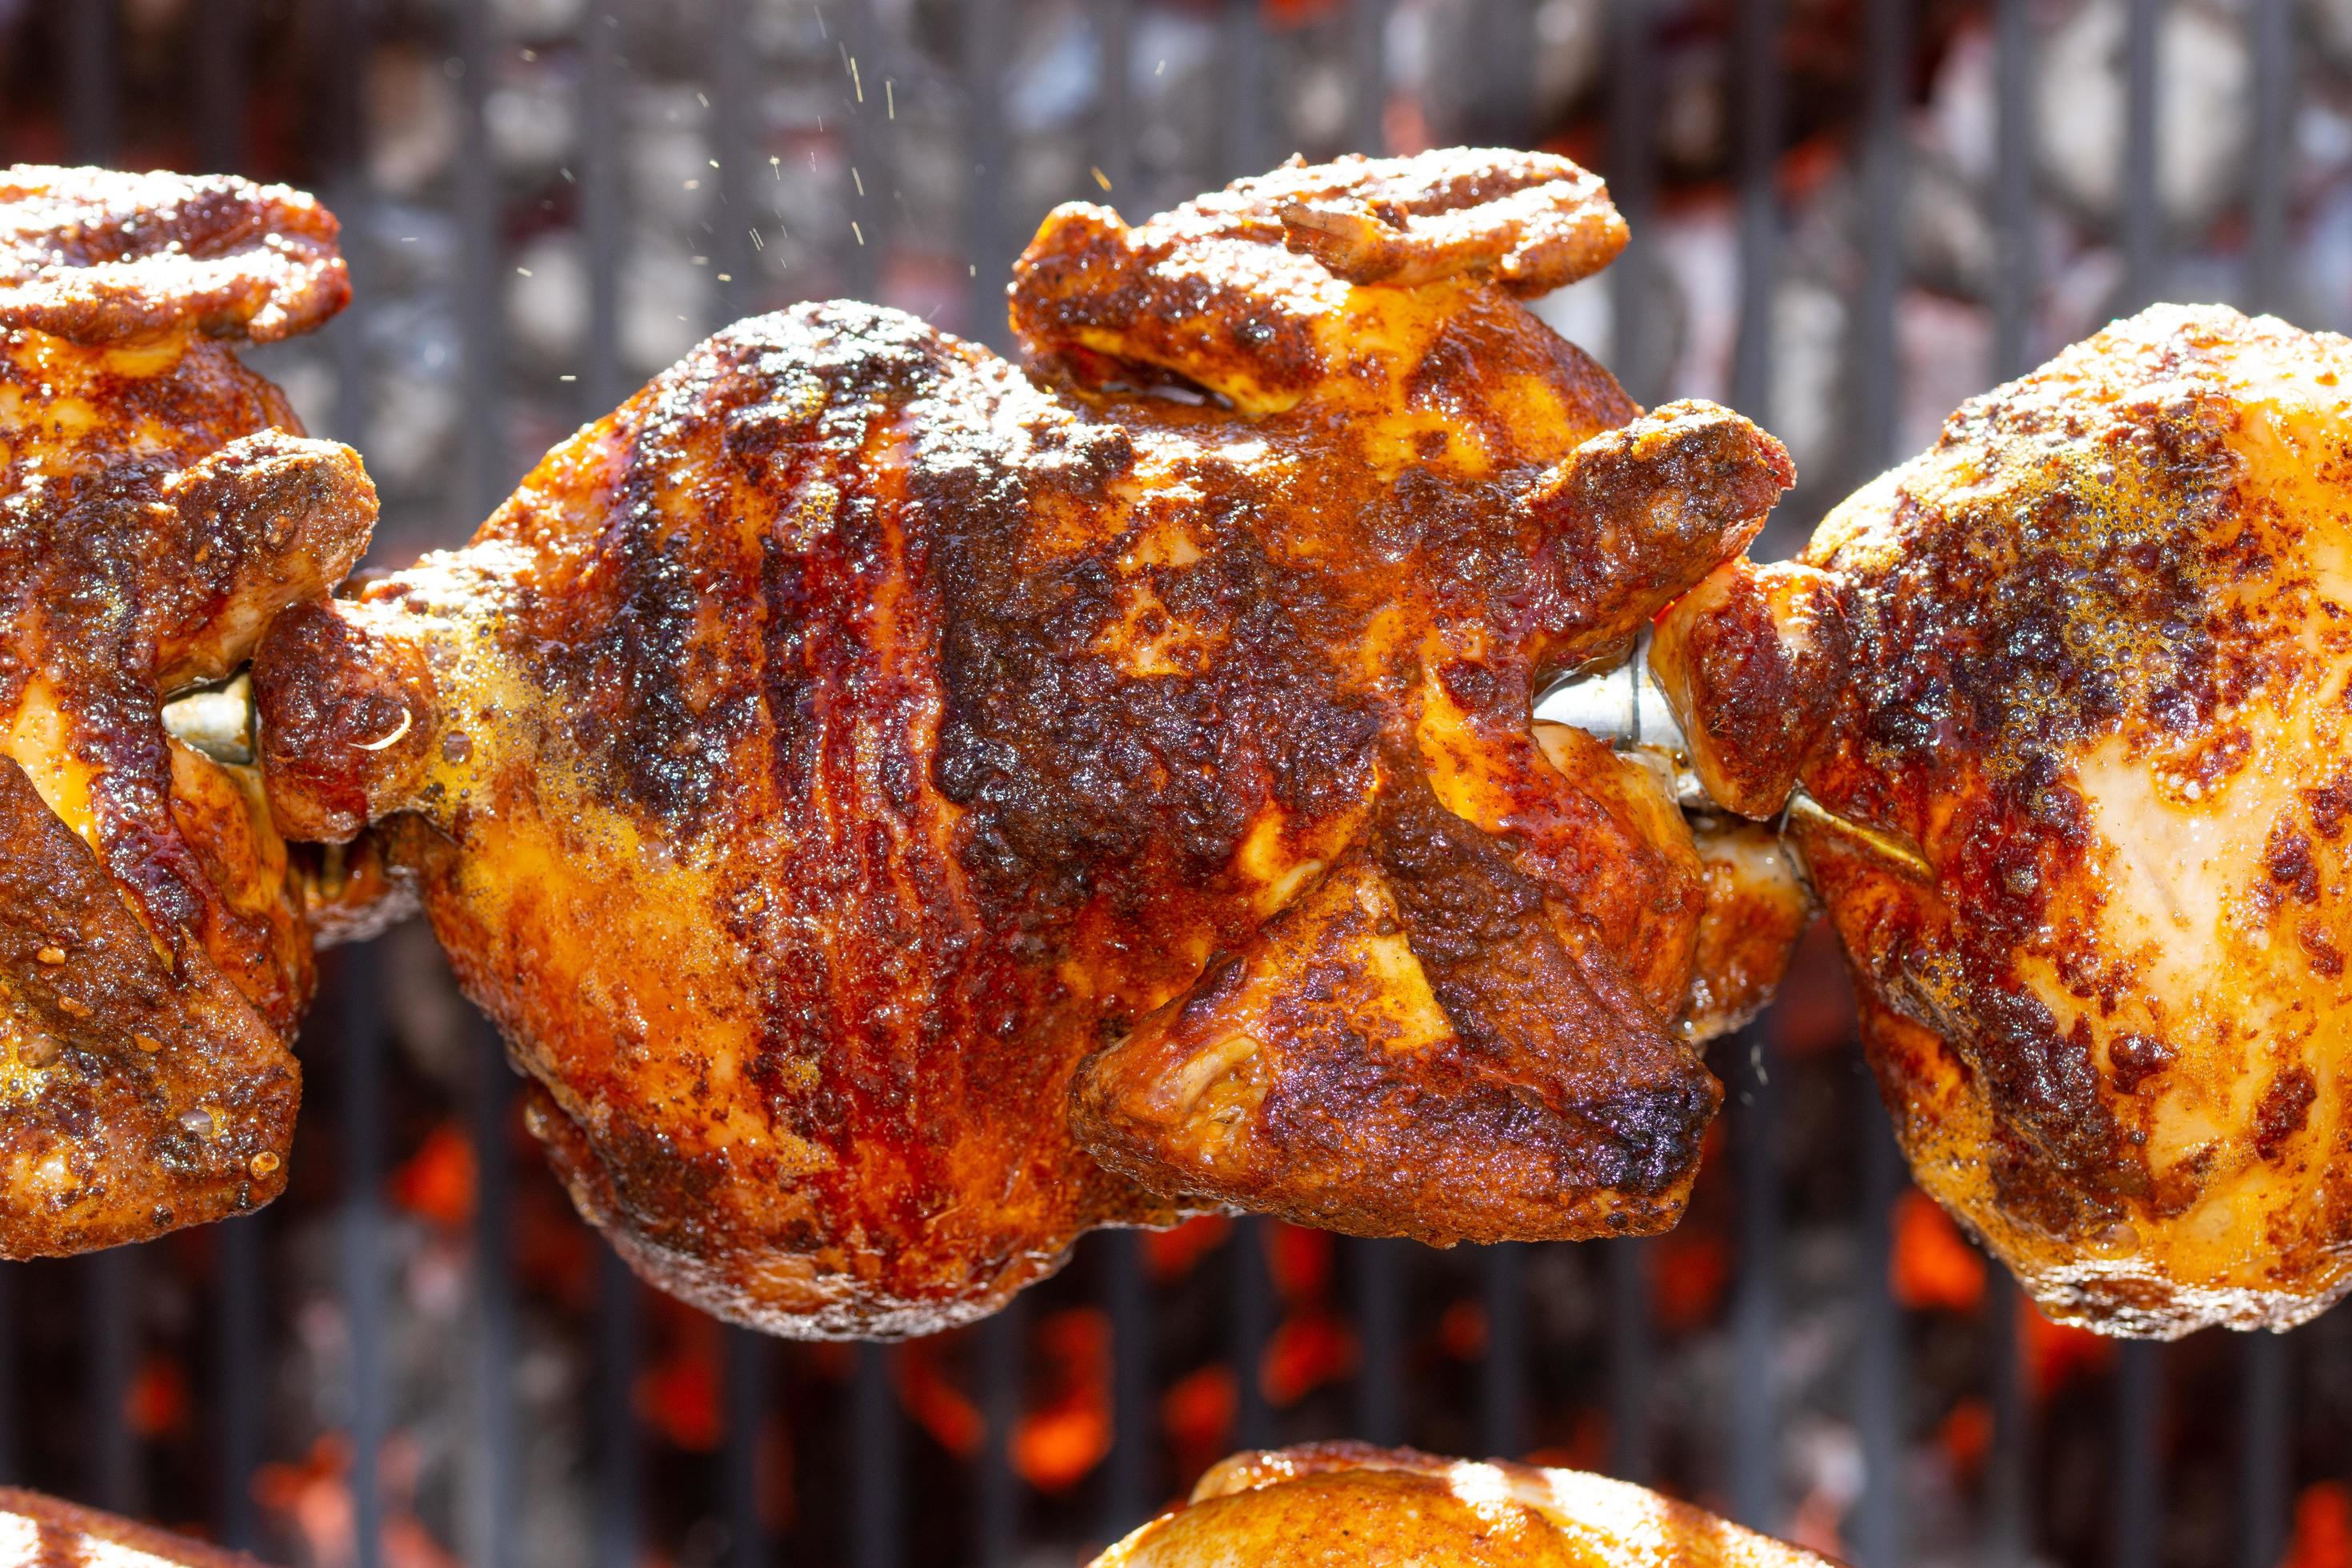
[1659,304,2352,1336]
[254,150,1792,1337]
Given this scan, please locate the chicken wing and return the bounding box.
[254,150,1791,1337]
[0,166,370,1255]
[1656,304,2352,1335]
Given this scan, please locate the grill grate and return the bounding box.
[6,1,2350,1562]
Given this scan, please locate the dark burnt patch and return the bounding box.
[2106,1032,2177,1094]
[1370,777,1710,1198]
[2265,819,2322,906]
[2304,769,2352,839]
[2254,1066,2319,1161]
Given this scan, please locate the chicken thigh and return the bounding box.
[0,168,370,1255]
[1655,304,2352,1335]
[255,151,1792,1337]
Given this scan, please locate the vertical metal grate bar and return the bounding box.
[978,1296,1025,1568]
[0,1268,14,1483]
[2112,1340,2163,1568]
[723,1327,767,1567]
[193,0,248,174]
[1354,1239,1405,1446]
[1605,0,1658,399]
[965,0,1010,349]
[1103,1230,1154,1542]
[712,0,754,318]
[1851,1116,1906,1568]
[1232,1217,1274,1451]
[1606,1243,1651,1483]
[1991,0,2035,383]
[2122,0,2165,309]
[1479,1245,1526,1459]
[467,1030,519,1568]
[215,1217,266,1549]
[582,0,626,411]
[1983,1275,2032,1567]
[842,0,885,300]
[1350,0,1390,155]
[1728,1028,1779,1533]
[1727,0,1783,426]
[2247,0,2294,314]
[2236,1334,2293,1568]
[89,1248,137,1514]
[852,1343,902,1568]
[1473,0,1536,147]
[1853,0,1907,474]
[337,951,389,1568]
[592,1251,641,1568]
[66,0,118,165]
[1097,0,1136,208]
[1222,0,1268,183]
[454,0,504,515]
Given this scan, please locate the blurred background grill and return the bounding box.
[3,0,2352,1564]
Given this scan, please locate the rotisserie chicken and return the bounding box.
[0,1486,270,1567]
[0,167,370,1256]
[1656,303,2352,1337]
[1088,1443,1830,1568]
[252,150,1796,1337]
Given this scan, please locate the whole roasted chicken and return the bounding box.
[0,167,371,1256]
[1090,1443,1827,1568]
[1657,304,2352,1337]
[254,150,1796,1336]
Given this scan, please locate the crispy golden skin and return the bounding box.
[0,168,370,1255]
[1089,1443,1831,1568]
[1658,305,2352,1336]
[254,151,1790,1337]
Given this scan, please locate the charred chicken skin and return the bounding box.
[0,167,370,1256]
[1656,304,2352,1336]
[1089,1442,1830,1568]
[254,150,1794,1337]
